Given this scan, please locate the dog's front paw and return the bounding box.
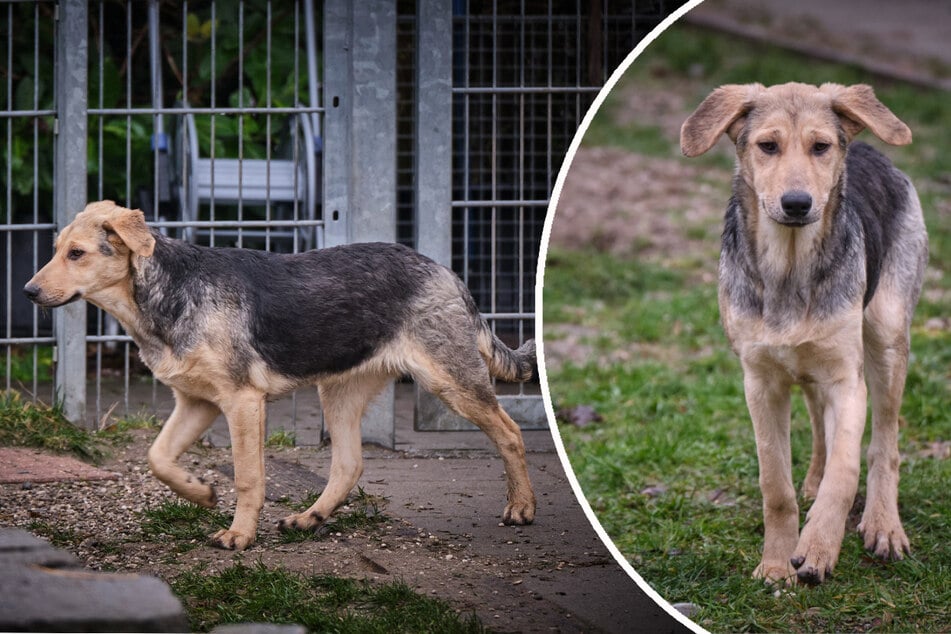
[858,511,910,560]
[502,499,535,525]
[209,528,255,551]
[753,559,796,586]
[790,546,838,586]
[277,510,327,533]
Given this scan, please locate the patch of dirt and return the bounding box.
[543,323,696,373]
[549,144,728,274]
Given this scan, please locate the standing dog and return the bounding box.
[25,201,537,550]
[681,83,927,585]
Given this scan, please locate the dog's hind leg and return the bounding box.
[277,374,391,533]
[801,383,827,500]
[147,390,220,508]
[412,351,536,525]
[859,292,912,560]
[210,389,267,551]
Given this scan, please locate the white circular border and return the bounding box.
[536,1,711,632]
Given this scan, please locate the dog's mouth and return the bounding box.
[775,216,820,227]
[26,289,82,308]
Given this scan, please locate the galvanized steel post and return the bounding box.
[54,0,88,426]
[412,0,461,430]
[323,0,398,447]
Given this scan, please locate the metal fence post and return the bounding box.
[54,0,88,426]
[323,0,397,447]
[412,0,462,430]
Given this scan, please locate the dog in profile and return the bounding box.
[681,83,927,585]
[25,201,537,550]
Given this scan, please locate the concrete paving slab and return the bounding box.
[0,528,188,632]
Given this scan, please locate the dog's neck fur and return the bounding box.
[722,173,861,329]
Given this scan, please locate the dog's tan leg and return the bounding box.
[209,389,267,551]
[147,389,221,507]
[801,384,827,500]
[277,374,390,532]
[744,369,798,585]
[410,350,535,524]
[859,301,911,560]
[468,403,536,525]
[791,376,866,584]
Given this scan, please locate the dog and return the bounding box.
[25,200,537,550]
[680,83,928,585]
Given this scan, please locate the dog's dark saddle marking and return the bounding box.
[134,237,431,378]
[846,142,910,307]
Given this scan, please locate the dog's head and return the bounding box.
[680,82,911,227]
[24,201,155,308]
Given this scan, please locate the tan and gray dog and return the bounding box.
[25,201,537,550]
[681,83,927,585]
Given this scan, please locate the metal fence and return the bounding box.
[1,0,681,446]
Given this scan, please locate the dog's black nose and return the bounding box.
[781,190,813,217]
[23,284,40,302]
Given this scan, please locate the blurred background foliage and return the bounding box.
[1,0,315,221]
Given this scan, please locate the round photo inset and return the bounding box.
[540,1,950,631]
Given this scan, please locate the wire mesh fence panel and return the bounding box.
[412,0,684,429]
[0,1,57,403]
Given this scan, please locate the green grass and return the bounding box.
[279,486,390,543]
[265,429,296,448]
[545,24,951,633]
[0,390,104,462]
[140,499,231,545]
[172,562,485,633]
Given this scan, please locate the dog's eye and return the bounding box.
[812,142,831,155]
[758,141,779,155]
[67,248,85,261]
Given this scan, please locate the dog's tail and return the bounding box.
[477,321,536,383]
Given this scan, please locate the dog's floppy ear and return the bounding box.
[681,83,764,157]
[102,204,155,258]
[821,83,912,146]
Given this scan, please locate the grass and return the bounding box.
[0,390,104,462]
[172,561,485,633]
[544,24,951,633]
[140,499,231,546]
[265,429,296,448]
[279,486,390,543]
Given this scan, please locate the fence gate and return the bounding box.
[1,0,681,446]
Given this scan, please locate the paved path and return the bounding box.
[687,0,951,90]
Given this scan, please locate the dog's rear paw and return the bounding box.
[277,511,327,533]
[209,528,254,551]
[502,500,535,525]
[858,515,910,560]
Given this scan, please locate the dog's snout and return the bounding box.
[780,190,813,218]
[23,283,41,303]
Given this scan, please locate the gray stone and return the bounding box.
[0,528,188,632]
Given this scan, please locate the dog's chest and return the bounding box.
[731,316,864,385]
